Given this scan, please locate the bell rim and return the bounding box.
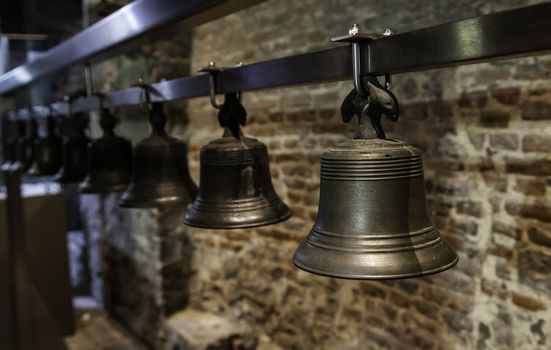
[292,252,458,280]
[183,208,292,229]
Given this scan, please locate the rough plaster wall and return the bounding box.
[81,0,551,349]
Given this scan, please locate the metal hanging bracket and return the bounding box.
[334,24,399,139]
[93,92,117,134]
[331,24,387,96]
[199,61,245,110]
[136,77,152,111]
[199,61,224,109]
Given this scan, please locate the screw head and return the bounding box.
[349,24,360,36]
[383,28,393,36]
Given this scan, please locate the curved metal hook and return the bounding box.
[63,95,73,118]
[199,62,224,109]
[351,40,368,96]
[136,78,152,111]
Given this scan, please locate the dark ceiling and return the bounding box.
[0,0,82,44]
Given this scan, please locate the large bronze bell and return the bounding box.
[119,102,197,208]
[184,93,291,229]
[80,108,132,193]
[55,113,90,183]
[13,117,37,172]
[28,115,63,176]
[293,82,458,279]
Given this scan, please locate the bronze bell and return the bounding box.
[55,113,90,183]
[119,102,197,208]
[28,115,63,176]
[13,117,37,172]
[80,108,132,193]
[1,117,16,171]
[293,82,458,279]
[184,93,291,229]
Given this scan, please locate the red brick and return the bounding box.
[522,134,551,153]
[520,101,551,120]
[505,158,551,176]
[456,201,483,218]
[491,87,521,106]
[511,292,546,311]
[489,134,518,150]
[505,203,551,222]
[514,178,547,196]
[479,110,510,127]
[527,226,551,248]
[492,221,521,240]
[275,153,305,163]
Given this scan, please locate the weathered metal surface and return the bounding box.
[184,94,291,229]
[293,138,458,279]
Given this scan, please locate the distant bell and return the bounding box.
[119,102,197,208]
[55,113,89,183]
[184,92,291,229]
[28,115,63,176]
[293,138,458,279]
[12,118,37,172]
[80,109,132,193]
[1,117,16,171]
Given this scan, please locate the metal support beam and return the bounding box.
[0,0,266,94]
[5,1,551,115]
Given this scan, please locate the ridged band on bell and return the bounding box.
[183,136,291,229]
[293,139,458,279]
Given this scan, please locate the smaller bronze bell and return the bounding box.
[80,109,132,193]
[28,115,63,176]
[184,93,291,229]
[55,113,90,183]
[119,102,197,208]
[12,118,37,172]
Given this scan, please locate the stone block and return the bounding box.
[163,309,256,350]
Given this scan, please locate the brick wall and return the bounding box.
[84,0,550,349]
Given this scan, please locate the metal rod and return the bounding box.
[367,1,551,74]
[0,33,48,41]
[0,0,267,94]
[4,1,551,114]
[4,168,30,349]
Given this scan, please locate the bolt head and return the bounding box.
[349,24,360,36]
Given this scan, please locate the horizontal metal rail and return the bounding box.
[0,0,266,94]
[5,1,551,116]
